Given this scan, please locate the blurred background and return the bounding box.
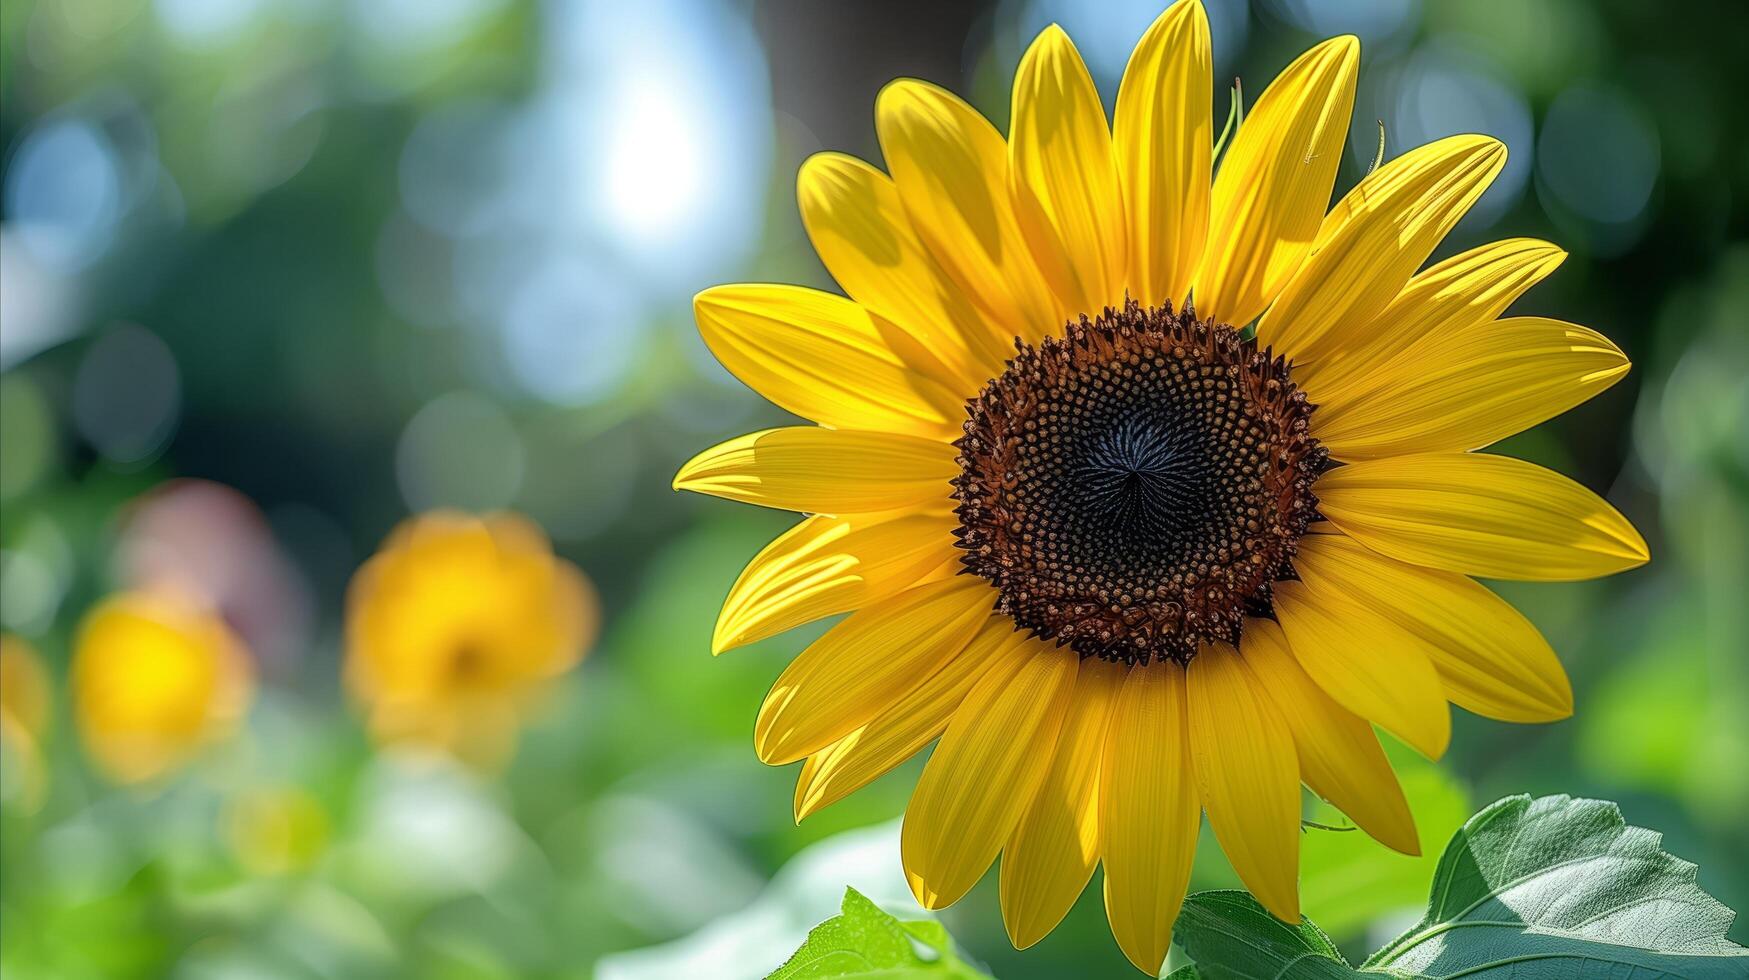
[2,0,1746,976]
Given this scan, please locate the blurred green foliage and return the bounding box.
[1298,742,1469,939]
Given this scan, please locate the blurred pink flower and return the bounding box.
[115,479,311,670]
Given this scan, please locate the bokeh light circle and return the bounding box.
[395,390,526,512]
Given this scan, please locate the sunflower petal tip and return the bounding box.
[752,728,787,766]
[691,285,737,321]
[1411,714,1452,762]
[905,871,949,911]
[1626,528,1651,565]
[1149,0,1204,30]
[1477,136,1508,166]
[1113,937,1171,978]
[1263,895,1301,924]
[1031,21,1072,51]
[1373,797,1424,856]
[671,454,707,492]
[1002,912,1045,951]
[873,76,916,112]
[795,151,845,192]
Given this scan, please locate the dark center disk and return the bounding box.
[952,300,1327,666]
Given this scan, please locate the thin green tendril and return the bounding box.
[1212,77,1244,162]
[1368,118,1387,175]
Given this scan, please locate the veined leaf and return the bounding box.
[1362,794,1749,978]
[1171,794,1749,979]
[1171,890,1357,979]
[767,887,991,979]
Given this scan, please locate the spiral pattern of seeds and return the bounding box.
[952,300,1327,666]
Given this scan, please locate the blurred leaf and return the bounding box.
[767,887,990,979]
[1363,794,1749,978]
[1579,592,1749,826]
[1579,615,1707,789]
[1173,795,1749,979]
[1299,740,1469,937]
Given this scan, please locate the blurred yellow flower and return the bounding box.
[1,634,54,810]
[345,511,598,766]
[72,590,255,784]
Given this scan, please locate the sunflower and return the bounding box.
[73,589,255,785]
[675,3,1648,973]
[344,510,598,767]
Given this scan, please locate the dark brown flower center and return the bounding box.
[952,300,1326,666]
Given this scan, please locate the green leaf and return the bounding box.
[1300,740,1470,938]
[1363,793,1749,978]
[1170,891,1357,980]
[1172,794,1749,979]
[766,888,991,979]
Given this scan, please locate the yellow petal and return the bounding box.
[1240,619,1418,855]
[1312,316,1631,460]
[694,284,965,439]
[713,513,957,654]
[793,619,1022,822]
[755,578,992,765]
[1009,25,1128,319]
[1187,641,1301,922]
[1294,534,1572,721]
[673,426,958,515]
[1113,0,1212,309]
[1101,665,1199,976]
[1258,135,1506,366]
[1000,657,1126,949]
[876,79,1066,349]
[1298,238,1566,403]
[902,638,1078,909]
[799,152,1007,384]
[1196,36,1358,327]
[1272,579,1451,759]
[1315,453,1649,581]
